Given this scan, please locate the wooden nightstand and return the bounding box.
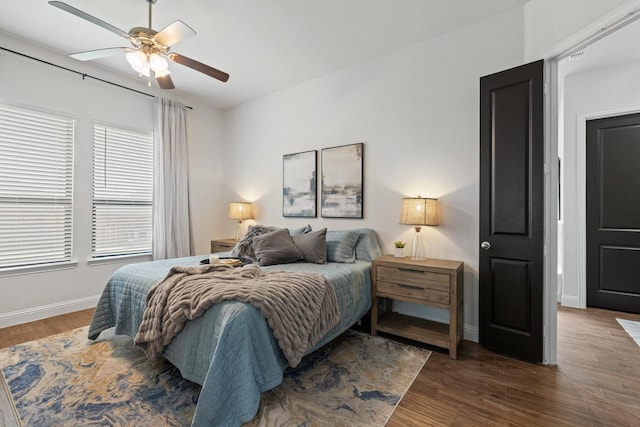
[210,238,237,253]
[370,255,464,359]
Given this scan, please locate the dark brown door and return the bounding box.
[479,60,544,363]
[586,114,640,314]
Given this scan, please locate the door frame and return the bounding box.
[543,60,559,365]
[542,0,640,364]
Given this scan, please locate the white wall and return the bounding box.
[0,33,224,326]
[221,9,526,341]
[561,59,640,307]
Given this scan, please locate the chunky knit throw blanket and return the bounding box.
[134,263,340,367]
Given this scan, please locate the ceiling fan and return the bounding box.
[49,0,229,90]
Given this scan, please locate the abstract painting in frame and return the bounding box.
[321,143,363,218]
[283,150,317,217]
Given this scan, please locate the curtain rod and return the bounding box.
[0,45,193,110]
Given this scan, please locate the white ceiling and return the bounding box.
[0,0,530,109]
[559,15,640,77]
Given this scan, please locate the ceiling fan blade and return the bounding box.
[70,47,130,61]
[48,1,130,39]
[156,74,175,90]
[154,20,196,47]
[169,53,229,82]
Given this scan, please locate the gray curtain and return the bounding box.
[152,98,191,260]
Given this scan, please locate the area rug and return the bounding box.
[617,318,640,347]
[0,371,20,427]
[0,326,430,426]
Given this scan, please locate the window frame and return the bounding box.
[0,102,75,272]
[91,122,154,259]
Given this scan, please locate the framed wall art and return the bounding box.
[282,150,317,217]
[321,143,364,218]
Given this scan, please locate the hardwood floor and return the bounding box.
[0,309,94,349]
[390,306,640,426]
[1,306,639,425]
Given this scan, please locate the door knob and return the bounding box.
[481,241,491,250]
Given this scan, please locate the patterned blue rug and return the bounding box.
[0,371,20,427]
[0,327,429,426]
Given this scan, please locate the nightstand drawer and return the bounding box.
[377,280,450,305]
[211,239,237,253]
[376,265,450,292]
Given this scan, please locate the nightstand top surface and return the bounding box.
[212,238,239,244]
[373,255,463,271]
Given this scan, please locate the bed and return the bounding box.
[87,228,383,426]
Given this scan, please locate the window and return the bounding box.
[0,104,74,268]
[92,124,153,258]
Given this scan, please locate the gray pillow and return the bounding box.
[293,228,327,264]
[231,224,277,260]
[252,228,304,266]
[326,230,360,263]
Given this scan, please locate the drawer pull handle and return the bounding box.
[397,268,425,274]
[398,284,423,291]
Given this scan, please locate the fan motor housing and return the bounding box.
[128,27,168,54]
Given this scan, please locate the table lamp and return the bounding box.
[228,202,253,241]
[400,196,439,260]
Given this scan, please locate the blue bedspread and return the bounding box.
[88,229,381,426]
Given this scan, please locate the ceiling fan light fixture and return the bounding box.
[50,0,229,88]
[149,53,168,72]
[138,61,151,77]
[126,50,147,71]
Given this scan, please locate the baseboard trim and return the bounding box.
[561,295,581,309]
[464,324,479,343]
[0,296,99,329]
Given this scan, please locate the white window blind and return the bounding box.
[92,124,153,258]
[0,104,74,268]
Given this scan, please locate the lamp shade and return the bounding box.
[400,197,438,226]
[228,202,253,220]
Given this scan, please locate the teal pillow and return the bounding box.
[289,224,312,235]
[326,230,360,263]
[354,229,384,261]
